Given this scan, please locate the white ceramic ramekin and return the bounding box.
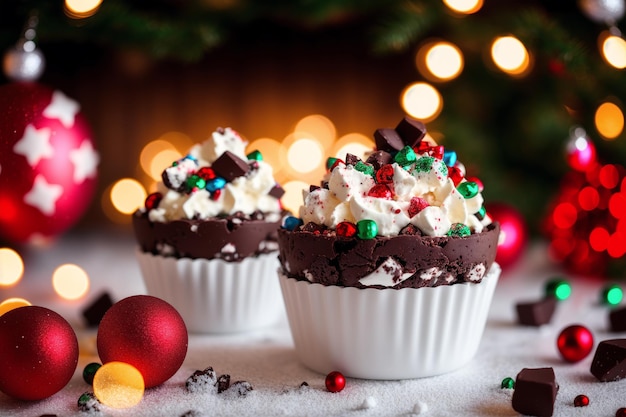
[136,250,284,333]
[278,263,500,380]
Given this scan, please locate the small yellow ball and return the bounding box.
[93,361,144,408]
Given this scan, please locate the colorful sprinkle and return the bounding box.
[545,278,572,301]
[443,150,457,167]
[246,150,263,161]
[144,192,163,210]
[447,223,471,237]
[375,164,395,184]
[367,184,393,199]
[457,181,479,199]
[354,161,375,176]
[83,362,102,385]
[394,146,417,167]
[186,174,207,191]
[414,156,435,173]
[196,166,216,180]
[283,216,303,231]
[206,177,227,192]
[325,371,346,393]
[326,157,339,170]
[357,219,378,239]
[475,206,487,220]
[448,165,464,186]
[336,221,358,237]
[408,197,429,218]
[574,394,589,407]
[500,377,515,389]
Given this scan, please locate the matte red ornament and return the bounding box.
[557,324,594,363]
[485,202,527,269]
[574,394,589,407]
[325,371,346,393]
[367,184,393,199]
[0,82,99,243]
[97,295,188,388]
[0,306,79,400]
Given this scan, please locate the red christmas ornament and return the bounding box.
[574,394,589,407]
[325,371,346,393]
[0,306,78,400]
[557,324,594,363]
[0,82,99,243]
[97,295,188,388]
[485,202,528,269]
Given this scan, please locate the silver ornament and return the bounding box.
[580,0,625,25]
[3,45,46,82]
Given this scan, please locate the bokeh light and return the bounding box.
[419,41,464,81]
[246,138,286,179]
[110,179,147,215]
[443,0,483,14]
[590,226,610,252]
[490,36,531,75]
[52,264,90,301]
[0,248,24,287]
[149,149,182,181]
[332,133,375,160]
[65,0,102,18]
[552,202,578,229]
[595,101,624,139]
[401,82,443,121]
[601,32,626,69]
[0,298,31,317]
[93,361,145,409]
[294,114,337,151]
[282,180,309,215]
[285,136,324,174]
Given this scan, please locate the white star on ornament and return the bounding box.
[42,90,80,128]
[13,124,53,167]
[69,140,99,183]
[24,174,63,216]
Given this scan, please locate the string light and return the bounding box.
[52,264,90,301]
[442,0,483,14]
[110,179,147,215]
[490,36,531,76]
[595,101,624,140]
[0,248,24,287]
[418,41,464,81]
[401,82,443,121]
[600,31,626,69]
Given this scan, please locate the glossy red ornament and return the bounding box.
[336,221,357,237]
[0,82,98,243]
[0,306,78,400]
[97,295,188,388]
[367,184,393,199]
[557,324,594,363]
[325,371,346,393]
[485,202,528,269]
[574,394,589,407]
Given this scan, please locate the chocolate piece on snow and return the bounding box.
[374,128,404,153]
[365,150,393,170]
[395,116,427,148]
[212,151,249,181]
[516,297,557,327]
[590,339,626,382]
[511,367,558,417]
[609,305,626,332]
[82,292,114,327]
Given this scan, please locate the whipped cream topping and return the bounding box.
[299,138,491,237]
[145,128,283,222]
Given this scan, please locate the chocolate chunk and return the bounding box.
[610,305,626,332]
[395,116,426,148]
[309,185,321,192]
[269,184,285,199]
[345,153,361,166]
[516,297,557,327]
[229,380,253,396]
[302,222,326,233]
[511,367,558,417]
[216,374,231,393]
[374,128,404,153]
[365,150,393,171]
[211,151,249,181]
[82,292,114,327]
[590,339,626,382]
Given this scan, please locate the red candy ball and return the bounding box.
[557,324,594,363]
[0,306,78,400]
[486,202,528,269]
[325,371,346,393]
[574,394,589,407]
[97,295,188,388]
[617,407,626,417]
[0,82,98,243]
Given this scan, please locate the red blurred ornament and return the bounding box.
[574,394,589,407]
[617,407,626,417]
[97,295,188,388]
[566,127,597,172]
[486,202,527,269]
[0,82,99,243]
[325,371,346,393]
[0,306,78,400]
[557,324,594,363]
